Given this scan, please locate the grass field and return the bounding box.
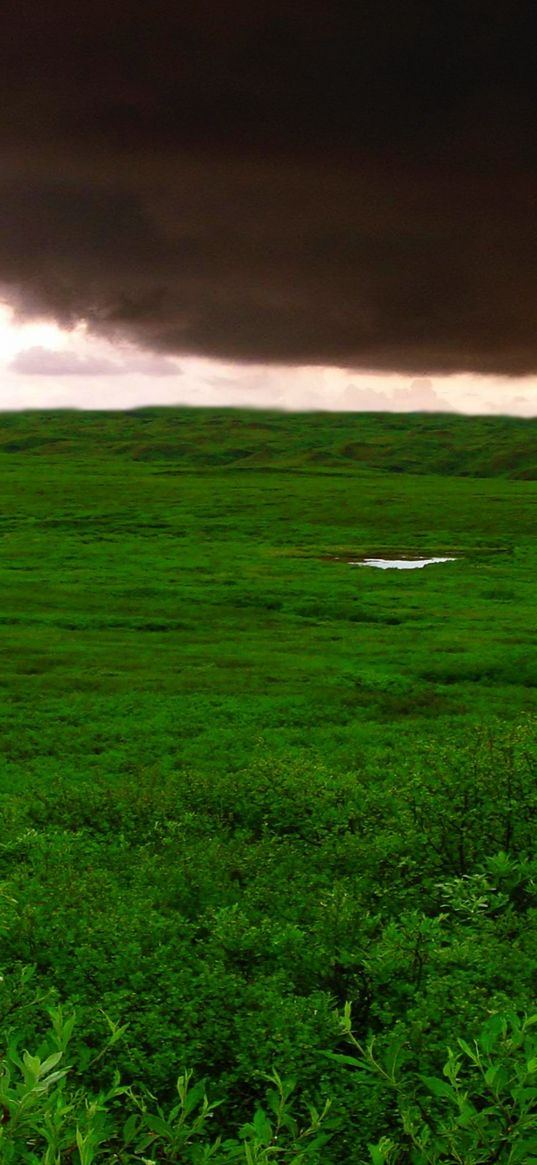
[1,408,537,1162]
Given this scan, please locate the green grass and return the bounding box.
[1,408,537,1161]
[0,405,537,475]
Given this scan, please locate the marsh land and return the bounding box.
[1,408,537,1162]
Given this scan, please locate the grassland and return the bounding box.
[1,408,537,1162]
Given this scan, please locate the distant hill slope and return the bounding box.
[0,408,536,478]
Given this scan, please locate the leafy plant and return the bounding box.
[333,1003,537,1164]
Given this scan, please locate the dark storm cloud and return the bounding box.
[2,2,537,374]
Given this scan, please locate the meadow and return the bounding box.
[1,408,537,1162]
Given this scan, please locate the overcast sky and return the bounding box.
[2,4,537,414]
[2,303,537,414]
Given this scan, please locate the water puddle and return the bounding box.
[350,556,456,570]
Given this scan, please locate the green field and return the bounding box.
[2,409,537,1162]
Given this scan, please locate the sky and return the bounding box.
[1,3,537,414]
[3,303,537,414]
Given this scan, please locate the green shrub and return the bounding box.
[334,1003,537,1164]
[0,1004,336,1164]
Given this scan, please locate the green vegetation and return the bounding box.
[1,408,537,1161]
[0,406,536,476]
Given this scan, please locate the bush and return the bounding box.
[0,1002,336,1164]
[333,1003,537,1164]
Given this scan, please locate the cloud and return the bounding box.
[481,393,537,417]
[1,5,537,374]
[335,378,454,413]
[10,344,181,377]
[128,354,181,377]
[335,385,395,412]
[10,347,121,376]
[389,378,454,412]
